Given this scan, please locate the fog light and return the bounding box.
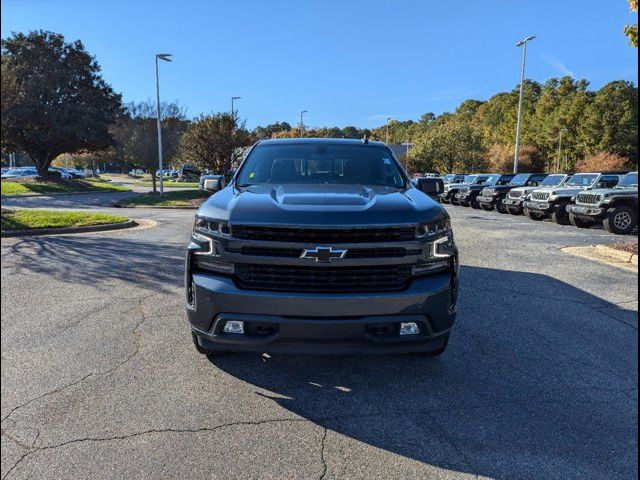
[223,320,244,334]
[399,322,420,335]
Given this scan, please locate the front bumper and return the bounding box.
[523,200,553,213]
[503,198,524,209]
[187,272,457,354]
[566,204,605,219]
[476,195,496,206]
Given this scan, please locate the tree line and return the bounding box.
[2,30,638,185]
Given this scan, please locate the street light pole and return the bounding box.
[231,96,241,120]
[556,128,567,173]
[386,117,392,144]
[300,110,308,138]
[155,53,172,196]
[513,35,536,174]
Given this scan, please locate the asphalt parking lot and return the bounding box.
[1,193,637,480]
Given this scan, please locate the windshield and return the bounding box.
[236,143,406,188]
[509,174,532,186]
[463,175,478,183]
[541,175,566,186]
[617,172,638,188]
[566,174,598,187]
[442,174,455,183]
[484,175,502,185]
[4,169,23,175]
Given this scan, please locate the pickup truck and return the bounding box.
[477,173,548,213]
[455,174,515,209]
[523,172,624,225]
[442,174,491,206]
[439,174,467,203]
[503,174,571,215]
[566,172,638,234]
[187,138,459,357]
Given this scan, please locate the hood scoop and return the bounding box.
[271,184,375,206]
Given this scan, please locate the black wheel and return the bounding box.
[441,197,450,204]
[569,212,593,229]
[191,332,224,357]
[507,206,521,215]
[603,206,636,235]
[551,203,570,225]
[414,333,450,357]
[495,199,508,214]
[470,197,481,209]
[450,197,460,206]
[459,200,470,207]
[480,203,494,211]
[524,207,544,221]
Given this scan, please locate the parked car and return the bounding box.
[441,174,488,205]
[1,167,38,179]
[455,174,515,209]
[188,138,458,357]
[128,169,146,176]
[523,172,625,225]
[477,173,548,213]
[566,172,638,234]
[503,174,572,215]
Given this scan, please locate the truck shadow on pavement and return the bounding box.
[210,266,638,479]
[6,236,185,293]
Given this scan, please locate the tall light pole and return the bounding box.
[385,117,393,144]
[231,96,241,120]
[155,53,172,196]
[300,110,308,138]
[556,127,567,173]
[513,35,536,174]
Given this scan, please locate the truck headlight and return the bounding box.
[415,219,451,239]
[194,216,231,235]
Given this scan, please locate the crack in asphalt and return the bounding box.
[319,427,328,480]
[1,418,306,480]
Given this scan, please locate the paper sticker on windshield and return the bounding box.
[249,172,255,179]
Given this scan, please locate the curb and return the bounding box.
[112,204,199,210]
[1,219,138,238]
[594,244,637,264]
[1,189,131,199]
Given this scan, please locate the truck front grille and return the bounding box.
[235,264,412,293]
[509,190,523,199]
[231,225,415,243]
[237,246,415,259]
[577,193,602,205]
[531,191,550,201]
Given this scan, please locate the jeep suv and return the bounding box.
[455,174,515,209]
[477,173,548,213]
[439,174,467,203]
[444,174,492,206]
[523,172,624,225]
[503,174,571,215]
[566,172,638,234]
[186,139,459,356]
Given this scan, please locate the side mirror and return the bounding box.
[415,178,444,200]
[199,174,224,193]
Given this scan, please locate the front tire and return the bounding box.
[551,203,570,225]
[470,197,481,209]
[450,197,460,206]
[495,199,508,214]
[507,206,521,215]
[524,207,545,221]
[569,212,593,229]
[481,203,494,211]
[603,206,636,235]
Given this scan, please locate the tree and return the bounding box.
[484,144,545,173]
[625,0,638,47]
[1,31,122,177]
[180,113,252,178]
[574,152,630,172]
[114,100,188,191]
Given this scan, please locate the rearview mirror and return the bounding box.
[199,175,224,193]
[415,177,444,200]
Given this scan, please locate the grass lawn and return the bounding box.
[1,208,129,231]
[134,180,200,188]
[0,178,131,197]
[117,189,209,207]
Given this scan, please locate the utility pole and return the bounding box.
[556,128,567,173]
[231,96,241,120]
[386,117,392,144]
[300,110,308,138]
[155,53,172,195]
[513,35,536,174]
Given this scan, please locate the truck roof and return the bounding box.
[256,138,387,147]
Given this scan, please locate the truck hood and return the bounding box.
[535,185,593,196]
[197,184,449,226]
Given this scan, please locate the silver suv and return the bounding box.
[567,172,638,234]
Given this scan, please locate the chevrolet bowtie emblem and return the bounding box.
[300,246,348,263]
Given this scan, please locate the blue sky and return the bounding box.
[2,0,638,129]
